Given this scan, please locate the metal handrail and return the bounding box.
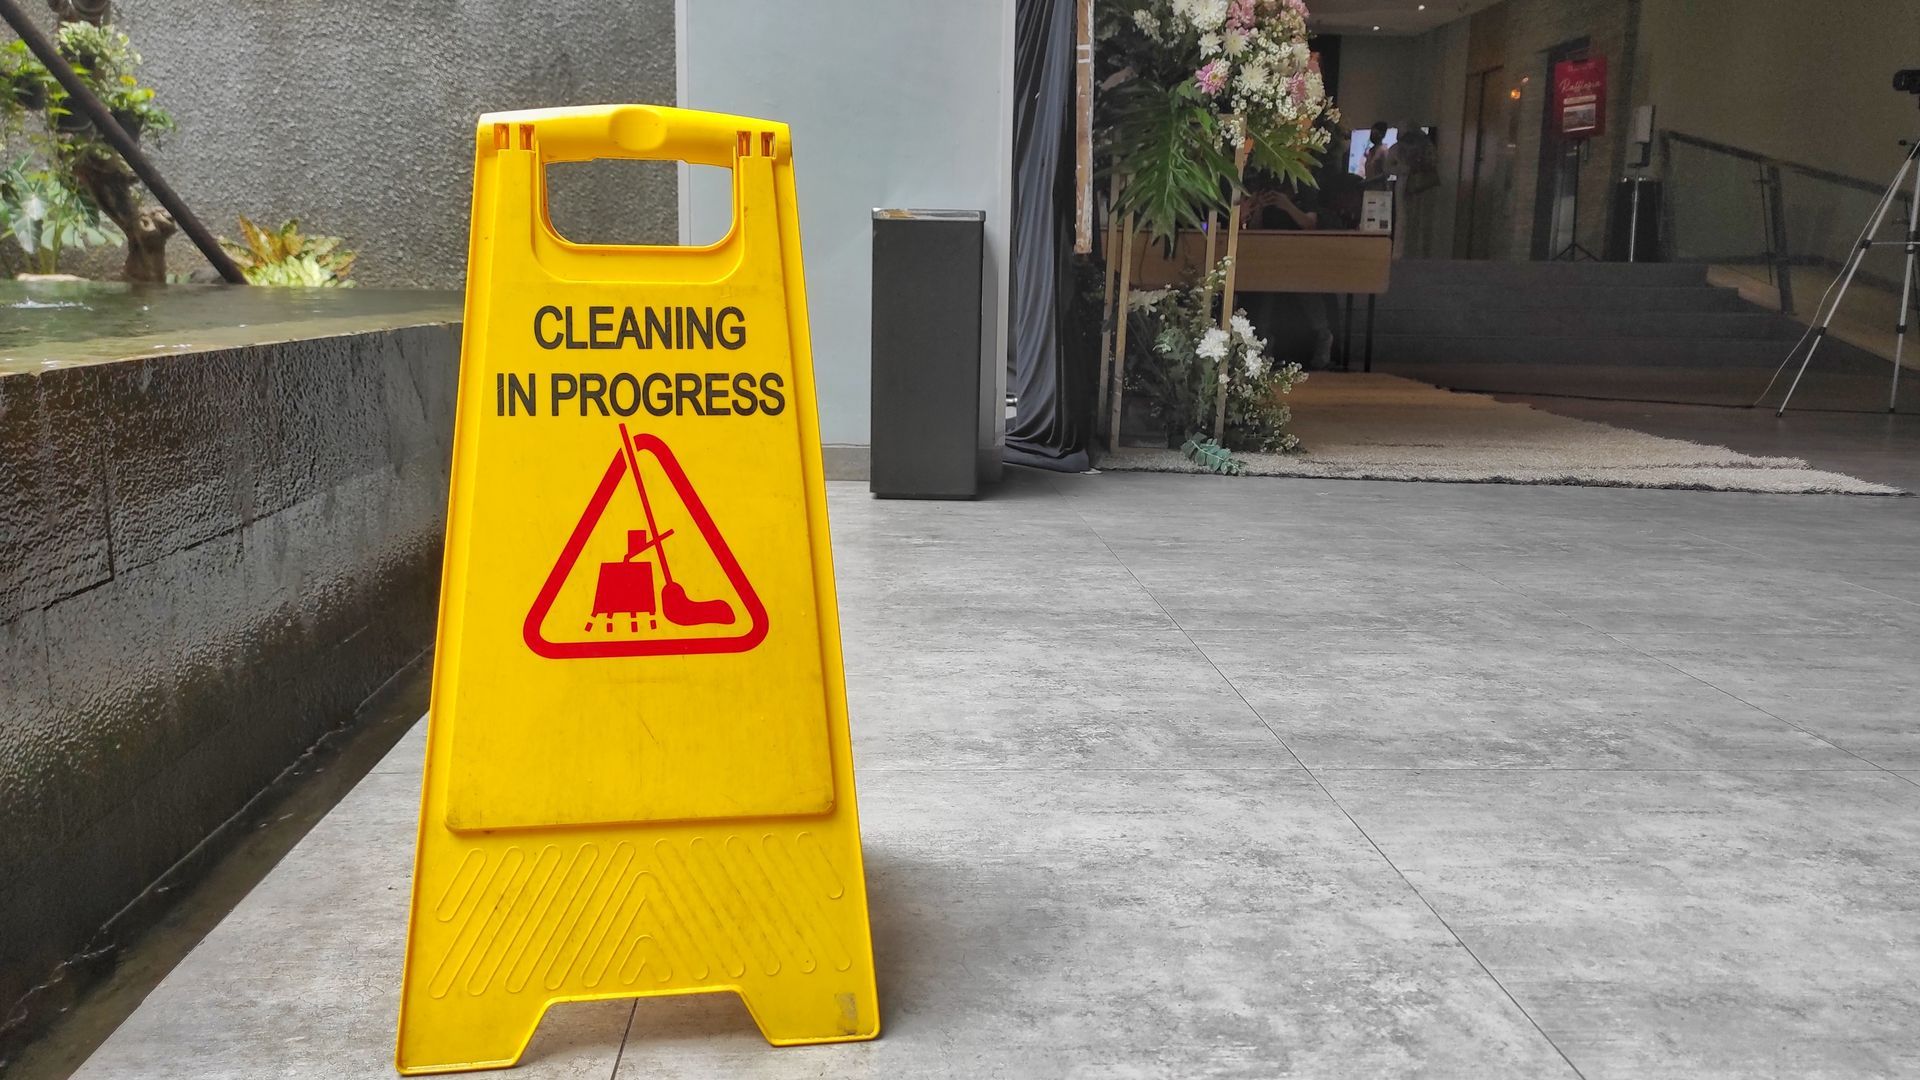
[1660,129,1914,314]
[1665,130,1900,197]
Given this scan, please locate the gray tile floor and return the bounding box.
[76,469,1920,1079]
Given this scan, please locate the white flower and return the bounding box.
[1199,31,1222,55]
[1132,8,1161,38]
[1197,326,1230,362]
[1230,312,1257,343]
[1242,347,1265,379]
[1236,60,1270,98]
[1223,29,1247,55]
[1127,287,1171,310]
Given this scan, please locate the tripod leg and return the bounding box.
[1891,167,1920,413]
[1778,155,1914,416]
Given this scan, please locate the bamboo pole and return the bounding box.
[1107,213,1137,454]
[1200,209,1219,313]
[1072,0,1095,254]
[1095,176,1122,442]
[1211,138,1253,443]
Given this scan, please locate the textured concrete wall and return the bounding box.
[12,1,677,287]
[0,323,458,1026]
[1639,0,1920,189]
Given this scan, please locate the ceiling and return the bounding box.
[1305,0,1505,36]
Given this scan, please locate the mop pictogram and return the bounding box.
[523,422,767,659]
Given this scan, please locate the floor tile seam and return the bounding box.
[1042,471,1302,763]
[607,999,638,1076]
[1284,766,1892,774]
[1162,602,1587,1074]
[855,765,1310,774]
[1172,515,1665,1076]
[1594,630,1910,780]
[1827,578,1920,610]
[1263,733,1592,1080]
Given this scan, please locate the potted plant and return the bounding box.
[53,20,131,78]
[103,80,171,140]
[48,93,91,135]
[1,40,49,111]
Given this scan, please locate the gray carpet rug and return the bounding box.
[1102,374,1902,495]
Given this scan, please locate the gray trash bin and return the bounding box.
[870,208,986,499]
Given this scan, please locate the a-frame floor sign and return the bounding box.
[398,105,879,1074]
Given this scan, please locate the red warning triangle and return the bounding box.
[523,425,768,659]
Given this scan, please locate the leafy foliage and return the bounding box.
[1123,260,1304,452]
[1181,435,1246,475]
[47,21,175,148]
[0,157,120,273]
[1,40,53,119]
[1247,120,1318,191]
[1100,79,1241,250]
[220,216,357,287]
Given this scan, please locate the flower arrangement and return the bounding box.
[1094,0,1332,455]
[1149,0,1332,150]
[1123,260,1305,452]
[1097,0,1335,246]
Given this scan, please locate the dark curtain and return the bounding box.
[1004,0,1090,471]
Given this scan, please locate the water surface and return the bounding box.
[1,280,461,374]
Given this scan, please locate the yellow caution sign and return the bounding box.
[396,104,878,1075]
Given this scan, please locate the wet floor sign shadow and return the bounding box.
[397,104,878,1074]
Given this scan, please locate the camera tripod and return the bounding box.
[1760,136,1920,415]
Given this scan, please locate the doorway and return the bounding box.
[1453,67,1513,259]
[1530,37,1592,261]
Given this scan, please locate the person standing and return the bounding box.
[1384,123,1440,258]
[1243,160,1361,371]
[1362,121,1392,182]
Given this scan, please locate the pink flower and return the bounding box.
[1227,0,1256,31]
[1287,72,1308,105]
[1195,59,1229,96]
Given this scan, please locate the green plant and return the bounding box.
[1,20,179,281]
[0,157,121,273]
[43,22,173,146]
[1100,79,1242,249]
[99,79,172,138]
[55,21,135,81]
[220,216,357,287]
[1,40,51,116]
[1123,259,1305,452]
[1181,435,1246,474]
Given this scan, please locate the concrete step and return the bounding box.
[1367,332,1885,370]
[1389,258,1710,288]
[1371,308,1789,340]
[1375,283,1753,313]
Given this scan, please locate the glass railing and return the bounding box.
[1660,131,1914,319]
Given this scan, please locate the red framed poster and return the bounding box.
[1553,56,1607,140]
